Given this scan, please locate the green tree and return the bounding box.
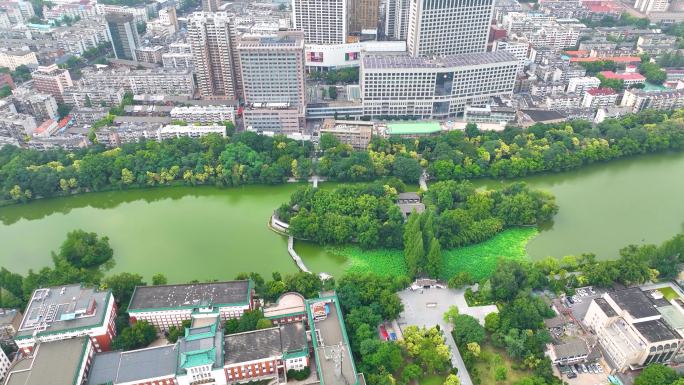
[633,364,678,385]
[451,314,485,346]
[152,273,168,285]
[104,273,146,311]
[392,156,422,183]
[112,320,157,350]
[58,230,113,269]
[166,319,191,343]
[444,374,461,385]
[443,305,459,324]
[495,366,508,382]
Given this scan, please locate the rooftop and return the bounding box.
[570,56,641,63]
[586,88,617,96]
[598,71,646,81]
[128,280,251,312]
[552,338,589,359]
[609,288,660,319]
[16,284,111,339]
[658,305,684,331]
[87,345,178,385]
[263,292,307,319]
[521,109,566,122]
[5,337,89,385]
[224,323,307,365]
[594,298,618,317]
[178,315,223,371]
[307,293,360,385]
[386,121,441,135]
[633,319,679,343]
[362,51,517,70]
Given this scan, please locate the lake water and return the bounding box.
[1,151,683,281]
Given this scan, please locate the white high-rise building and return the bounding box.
[292,0,346,44]
[0,346,10,383]
[361,51,518,119]
[187,12,240,99]
[384,0,410,40]
[407,0,494,57]
[633,0,669,14]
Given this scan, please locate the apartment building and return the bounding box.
[13,284,117,354]
[0,347,9,383]
[127,280,254,331]
[0,51,37,70]
[170,105,235,124]
[291,0,346,44]
[31,64,73,103]
[62,83,125,108]
[80,67,195,96]
[566,76,600,95]
[158,124,226,140]
[188,12,240,99]
[12,89,59,121]
[621,89,684,112]
[243,103,302,133]
[492,40,530,72]
[319,119,373,150]
[361,51,518,119]
[105,13,140,61]
[135,45,165,64]
[348,0,379,34]
[633,0,670,14]
[581,87,618,109]
[384,0,410,40]
[584,288,684,372]
[407,0,493,57]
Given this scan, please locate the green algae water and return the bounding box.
[1,151,684,281]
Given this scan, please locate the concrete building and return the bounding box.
[566,76,600,95]
[243,103,302,133]
[581,87,618,109]
[105,13,140,61]
[0,51,37,70]
[598,70,646,87]
[202,0,220,12]
[361,51,518,119]
[170,106,235,124]
[3,337,94,385]
[304,40,405,71]
[406,0,493,57]
[238,32,306,133]
[348,0,379,34]
[584,288,684,371]
[14,284,117,354]
[188,12,240,99]
[127,280,254,331]
[31,64,73,103]
[263,292,308,326]
[319,119,373,150]
[158,124,226,140]
[621,89,684,112]
[0,309,22,347]
[463,103,517,123]
[633,0,669,14]
[492,40,530,72]
[291,0,347,44]
[80,67,195,96]
[0,346,10,383]
[63,84,125,108]
[134,45,165,64]
[548,338,589,365]
[158,6,178,32]
[96,4,148,23]
[12,89,59,121]
[384,0,410,40]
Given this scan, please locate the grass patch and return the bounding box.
[441,227,538,281]
[471,344,532,385]
[658,286,680,300]
[419,374,447,385]
[327,227,537,280]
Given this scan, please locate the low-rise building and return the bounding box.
[599,71,646,87]
[582,88,618,109]
[0,51,38,70]
[566,76,601,95]
[395,192,425,219]
[584,288,684,372]
[463,104,517,124]
[135,45,165,64]
[158,124,226,140]
[0,309,22,347]
[548,338,589,365]
[80,67,195,97]
[243,103,302,134]
[3,337,94,385]
[621,89,684,112]
[127,280,255,331]
[319,119,373,150]
[263,292,308,326]
[14,284,117,354]
[63,84,125,108]
[545,93,582,110]
[170,106,235,124]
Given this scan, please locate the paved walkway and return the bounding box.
[397,287,498,385]
[288,236,311,273]
[419,170,428,191]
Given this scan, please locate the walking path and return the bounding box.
[419,170,428,191]
[287,235,311,274]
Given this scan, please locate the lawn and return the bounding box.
[471,344,532,385]
[330,227,537,280]
[658,286,680,300]
[419,374,447,385]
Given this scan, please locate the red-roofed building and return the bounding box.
[582,87,619,109]
[33,119,58,137]
[0,73,14,91]
[599,71,646,86]
[565,50,591,58]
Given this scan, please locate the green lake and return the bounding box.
[1,151,683,281]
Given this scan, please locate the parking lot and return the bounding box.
[555,358,612,385]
